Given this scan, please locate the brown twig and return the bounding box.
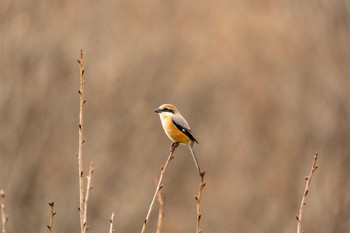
[47,202,56,233]
[77,49,86,233]
[83,162,95,231]
[140,142,179,233]
[195,171,206,233]
[0,190,8,233]
[109,212,115,233]
[296,151,319,233]
[76,50,93,233]
[155,178,165,233]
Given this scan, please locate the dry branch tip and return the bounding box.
[296,151,319,233]
[109,212,115,233]
[141,145,177,233]
[47,200,55,233]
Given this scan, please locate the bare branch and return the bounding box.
[140,142,178,233]
[296,151,319,233]
[0,190,8,233]
[76,50,94,233]
[155,178,165,233]
[109,212,115,233]
[83,162,95,232]
[77,49,86,233]
[195,171,206,233]
[47,202,56,233]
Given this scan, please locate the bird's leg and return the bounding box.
[170,142,179,151]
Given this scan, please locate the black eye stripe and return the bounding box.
[162,107,174,113]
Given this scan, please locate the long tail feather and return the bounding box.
[189,143,201,175]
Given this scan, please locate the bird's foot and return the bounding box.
[170,142,179,151]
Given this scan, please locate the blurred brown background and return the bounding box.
[1,0,350,232]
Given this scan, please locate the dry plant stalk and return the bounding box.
[83,162,95,231]
[155,178,165,233]
[77,49,86,233]
[109,212,115,233]
[47,202,56,233]
[76,50,94,233]
[140,142,179,233]
[195,172,206,233]
[296,152,319,233]
[0,190,8,233]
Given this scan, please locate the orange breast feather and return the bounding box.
[163,116,190,144]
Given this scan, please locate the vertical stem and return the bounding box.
[140,142,178,233]
[195,172,206,233]
[77,50,86,233]
[296,152,319,233]
[109,212,115,233]
[47,202,56,233]
[0,190,8,233]
[155,178,165,233]
[83,163,94,232]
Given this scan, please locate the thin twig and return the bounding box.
[77,50,88,233]
[109,212,115,233]
[83,162,95,232]
[47,202,56,233]
[296,151,319,233]
[140,142,179,233]
[155,178,165,233]
[0,190,8,233]
[195,171,206,233]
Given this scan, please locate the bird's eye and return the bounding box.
[163,107,174,113]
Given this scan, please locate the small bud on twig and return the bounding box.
[296,151,319,233]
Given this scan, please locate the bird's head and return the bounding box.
[154,103,179,116]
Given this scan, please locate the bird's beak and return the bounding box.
[154,108,162,113]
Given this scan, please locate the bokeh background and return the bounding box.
[1,1,350,232]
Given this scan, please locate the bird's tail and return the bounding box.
[189,142,201,175]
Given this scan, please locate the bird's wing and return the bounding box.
[172,114,198,144]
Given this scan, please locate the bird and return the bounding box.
[154,103,201,175]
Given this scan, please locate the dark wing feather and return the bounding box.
[172,115,199,144]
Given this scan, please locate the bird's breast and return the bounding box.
[160,115,190,145]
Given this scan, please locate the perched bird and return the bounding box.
[155,104,201,174]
